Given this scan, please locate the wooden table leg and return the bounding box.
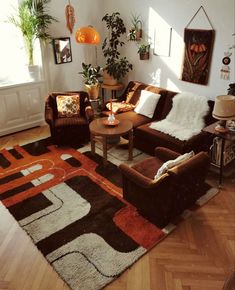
[219,138,225,187]
[128,129,133,161]
[90,133,95,155]
[102,136,108,166]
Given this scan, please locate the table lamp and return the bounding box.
[212,95,235,132]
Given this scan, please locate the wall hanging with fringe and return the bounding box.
[181,6,215,85]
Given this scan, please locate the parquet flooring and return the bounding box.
[0,125,234,290]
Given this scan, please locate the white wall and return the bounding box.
[103,0,235,99]
[46,0,235,99]
[46,0,105,91]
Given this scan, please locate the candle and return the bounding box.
[110,98,113,115]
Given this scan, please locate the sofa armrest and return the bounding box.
[45,98,54,126]
[119,163,167,189]
[168,151,210,177]
[154,147,181,161]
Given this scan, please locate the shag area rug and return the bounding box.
[0,138,218,290]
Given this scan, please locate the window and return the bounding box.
[0,1,41,86]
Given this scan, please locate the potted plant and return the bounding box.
[128,14,142,41]
[102,12,133,85]
[8,0,57,78]
[137,43,150,60]
[78,62,102,99]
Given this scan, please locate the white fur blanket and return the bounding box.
[149,92,209,141]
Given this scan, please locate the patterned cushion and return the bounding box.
[56,95,80,118]
[106,102,135,114]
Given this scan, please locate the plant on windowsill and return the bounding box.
[78,63,102,100]
[137,43,150,60]
[102,12,133,85]
[128,13,142,41]
[8,0,57,79]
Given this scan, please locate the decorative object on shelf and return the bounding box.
[181,6,215,85]
[8,0,57,67]
[53,37,72,64]
[102,12,133,85]
[137,43,150,60]
[65,0,75,34]
[128,14,142,41]
[78,62,102,99]
[212,95,235,133]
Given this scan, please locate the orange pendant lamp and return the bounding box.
[75,26,100,44]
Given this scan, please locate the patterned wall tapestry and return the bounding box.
[181,28,215,85]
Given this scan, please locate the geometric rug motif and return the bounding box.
[0,138,218,290]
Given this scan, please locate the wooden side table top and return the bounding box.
[89,118,132,137]
[203,121,235,141]
[101,83,124,91]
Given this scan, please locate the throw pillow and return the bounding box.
[106,102,135,114]
[134,90,161,118]
[154,151,195,179]
[56,95,80,118]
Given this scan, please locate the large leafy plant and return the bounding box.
[8,0,57,65]
[102,12,133,80]
[78,63,102,85]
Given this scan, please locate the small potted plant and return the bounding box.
[137,43,150,60]
[102,12,133,85]
[78,62,102,99]
[8,0,57,79]
[128,14,142,41]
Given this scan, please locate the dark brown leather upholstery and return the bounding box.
[101,81,215,155]
[45,91,94,145]
[119,147,210,228]
[223,272,235,290]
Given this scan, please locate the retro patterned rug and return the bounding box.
[0,138,218,290]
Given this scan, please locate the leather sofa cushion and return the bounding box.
[116,111,151,129]
[55,116,88,128]
[131,156,163,179]
[134,123,186,154]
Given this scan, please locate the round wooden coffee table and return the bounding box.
[89,117,133,166]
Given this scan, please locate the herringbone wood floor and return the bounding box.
[0,126,234,290]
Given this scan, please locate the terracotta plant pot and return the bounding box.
[135,29,142,41]
[139,52,149,60]
[85,83,100,100]
[103,69,118,85]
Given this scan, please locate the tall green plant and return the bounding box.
[102,12,132,80]
[8,0,57,65]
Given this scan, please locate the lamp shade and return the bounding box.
[212,95,235,120]
[75,26,100,44]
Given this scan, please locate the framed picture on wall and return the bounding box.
[154,26,172,57]
[52,37,72,64]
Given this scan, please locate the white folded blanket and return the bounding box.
[150,92,209,141]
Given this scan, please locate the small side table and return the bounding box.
[89,118,133,166]
[101,83,124,106]
[203,121,235,186]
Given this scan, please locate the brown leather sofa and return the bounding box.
[103,81,215,155]
[119,147,210,228]
[45,91,94,146]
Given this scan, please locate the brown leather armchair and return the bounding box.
[45,91,94,146]
[119,147,210,228]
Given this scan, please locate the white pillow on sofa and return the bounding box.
[154,151,195,179]
[134,90,161,118]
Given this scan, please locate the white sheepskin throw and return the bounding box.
[149,92,209,141]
